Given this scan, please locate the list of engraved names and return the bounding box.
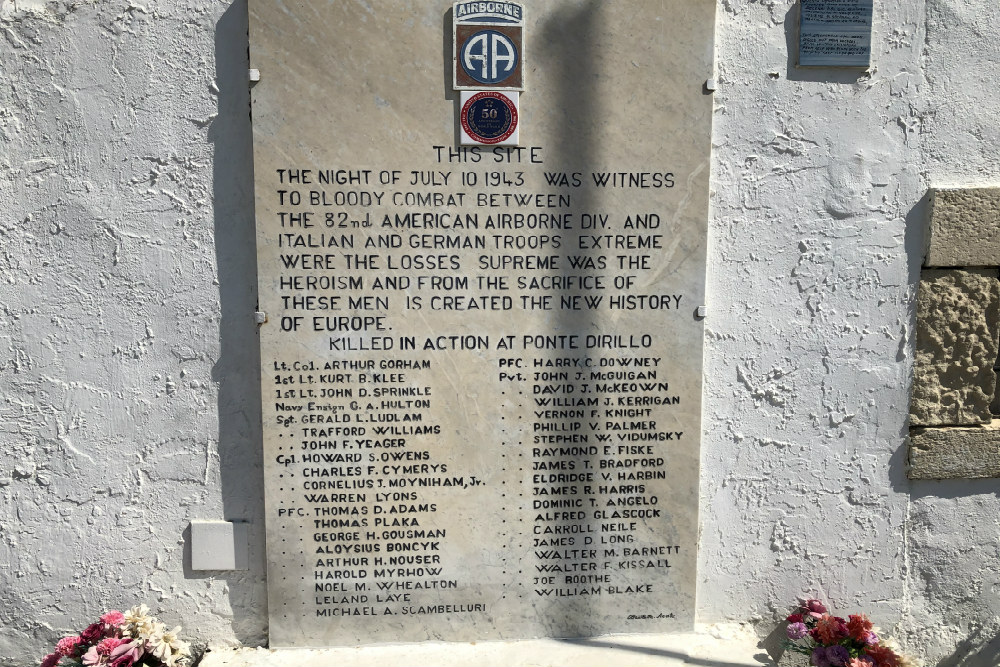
[260,145,699,642]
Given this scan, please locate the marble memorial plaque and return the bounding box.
[799,0,874,67]
[249,0,714,648]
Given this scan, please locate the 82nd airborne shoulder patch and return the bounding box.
[453,1,524,91]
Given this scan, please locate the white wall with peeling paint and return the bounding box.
[703,1,1000,665]
[0,1,997,665]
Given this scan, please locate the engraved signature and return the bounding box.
[627,613,675,620]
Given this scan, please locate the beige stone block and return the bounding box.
[909,421,1000,479]
[926,188,1000,267]
[910,269,1000,426]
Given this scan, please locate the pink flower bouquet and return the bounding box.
[39,606,191,667]
[782,599,917,667]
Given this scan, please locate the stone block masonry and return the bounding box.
[910,269,1000,427]
[909,420,1000,479]
[925,188,1000,267]
[909,186,1000,479]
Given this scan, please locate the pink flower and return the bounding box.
[81,638,131,667]
[100,611,125,629]
[81,646,102,666]
[805,599,830,620]
[80,623,104,645]
[864,630,880,646]
[109,656,134,667]
[109,640,142,664]
[806,599,828,614]
[55,636,82,657]
[96,638,126,655]
[848,658,875,667]
[787,622,809,640]
[40,654,61,667]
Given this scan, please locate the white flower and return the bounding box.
[124,604,150,624]
[128,617,164,643]
[147,626,189,667]
[122,605,153,637]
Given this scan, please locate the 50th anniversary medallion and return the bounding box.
[460,91,518,144]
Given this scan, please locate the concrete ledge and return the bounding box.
[909,420,1000,479]
[199,624,771,667]
[926,188,1000,267]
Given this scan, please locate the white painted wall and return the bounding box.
[1,1,997,665]
[703,1,1000,664]
[0,0,266,661]
[899,1,1000,661]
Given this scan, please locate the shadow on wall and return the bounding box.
[180,0,267,645]
[938,626,1000,667]
[535,0,602,638]
[887,192,933,494]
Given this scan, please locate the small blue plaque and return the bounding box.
[799,0,873,68]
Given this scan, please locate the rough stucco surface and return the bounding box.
[0,0,265,663]
[922,1,1000,190]
[910,269,1000,427]
[905,2,1000,662]
[909,421,1000,480]
[703,0,920,648]
[705,1,1000,664]
[925,188,1000,268]
[3,0,1000,665]
[905,486,1000,664]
